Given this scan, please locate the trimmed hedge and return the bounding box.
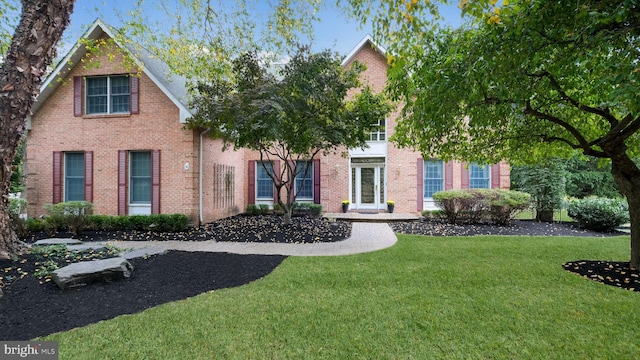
[567,197,629,232]
[43,201,94,236]
[433,189,531,225]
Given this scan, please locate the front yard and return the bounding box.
[43,233,638,359]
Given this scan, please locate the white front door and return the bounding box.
[351,165,385,210]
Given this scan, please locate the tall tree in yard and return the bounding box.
[351,0,640,268]
[0,0,75,258]
[188,47,391,224]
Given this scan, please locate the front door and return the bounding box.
[351,164,385,210]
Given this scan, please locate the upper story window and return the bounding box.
[295,161,313,199]
[469,163,490,189]
[423,160,444,198]
[369,118,386,141]
[86,75,130,114]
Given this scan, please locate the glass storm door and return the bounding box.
[351,165,385,209]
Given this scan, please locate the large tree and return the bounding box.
[188,47,391,224]
[353,0,640,268]
[0,0,75,258]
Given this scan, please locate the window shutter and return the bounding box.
[272,160,280,203]
[130,76,139,114]
[53,152,62,203]
[491,164,501,189]
[84,151,93,202]
[461,162,469,189]
[445,161,454,190]
[73,76,82,117]
[313,159,321,204]
[118,150,127,215]
[151,150,161,214]
[416,158,423,211]
[248,160,255,204]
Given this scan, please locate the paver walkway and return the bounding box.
[106,222,397,256]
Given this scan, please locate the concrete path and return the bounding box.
[105,222,397,257]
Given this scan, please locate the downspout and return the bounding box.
[199,129,211,224]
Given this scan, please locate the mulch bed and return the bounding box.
[0,216,636,341]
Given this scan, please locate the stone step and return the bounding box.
[33,238,82,246]
[52,257,133,290]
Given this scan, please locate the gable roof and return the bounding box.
[32,19,192,123]
[341,34,387,67]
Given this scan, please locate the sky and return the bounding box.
[62,0,464,57]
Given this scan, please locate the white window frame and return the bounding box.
[256,161,274,200]
[85,75,130,115]
[129,151,151,215]
[294,161,313,200]
[469,163,491,189]
[369,118,386,142]
[423,159,444,198]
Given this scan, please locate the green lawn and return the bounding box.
[44,234,639,359]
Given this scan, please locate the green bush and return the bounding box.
[433,189,530,225]
[567,197,629,232]
[25,218,46,232]
[421,210,443,219]
[43,201,94,236]
[293,203,322,217]
[258,204,270,215]
[246,204,258,215]
[88,214,188,232]
[9,198,27,237]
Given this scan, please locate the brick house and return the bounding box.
[25,19,509,223]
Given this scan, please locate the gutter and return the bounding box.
[199,129,211,224]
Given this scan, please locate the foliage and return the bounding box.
[293,203,322,218]
[564,155,621,199]
[421,209,443,220]
[9,137,24,193]
[510,159,566,221]
[246,204,259,215]
[567,198,630,232]
[43,202,94,236]
[27,244,121,284]
[8,197,25,217]
[433,189,530,225]
[85,214,188,232]
[189,46,391,223]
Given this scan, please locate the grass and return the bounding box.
[43,234,639,359]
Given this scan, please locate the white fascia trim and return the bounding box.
[341,34,388,66]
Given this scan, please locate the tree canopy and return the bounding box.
[187,47,391,223]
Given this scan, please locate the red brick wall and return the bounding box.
[26,36,200,221]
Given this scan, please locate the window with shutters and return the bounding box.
[423,160,444,198]
[86,75,130,114]
[64,152,85,201]
[130,151,152,204]
[256,162,274,199]
[469,163,490,189]
[295,161,313,200]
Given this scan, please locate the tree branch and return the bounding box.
[525,70,619,127]
[523,100,593,151]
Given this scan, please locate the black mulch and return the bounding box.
[0,251,287,341]
[0,216,636,341]
[22,214,352,244]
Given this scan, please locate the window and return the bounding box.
[64,152,84,201]
[470,163,490,188]
[295,161,313,199]
[86,75,130,114]
[423,160,444,198]
[369,118,386,141]
[256,162,274,199]
[130,152,151,204]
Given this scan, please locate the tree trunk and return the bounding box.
[535,209,554,222]
[608,150,640,269]
[0,0,75,258]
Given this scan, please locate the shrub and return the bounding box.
[25,218,46,232]
[246,204,258,215]
[9,198,27,237]
[43,201,94,235]
[486,189,531,225]
[433,189,530,225]
[567,197,629,232]
[293,203,322,217]
[258,204,270,215]
[421,210,443,220]
[510,160,565,222]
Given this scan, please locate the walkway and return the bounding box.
[106,222,398,257]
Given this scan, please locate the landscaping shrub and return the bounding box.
[433,189,530,225]
[293,203,323,218]
[567,197,629,232]
[246,204,258,215]
[510,160,565,222]
[421,210,443,220]
[25,218,46,232]
[43,201,94,236]
[258,204,270,215]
